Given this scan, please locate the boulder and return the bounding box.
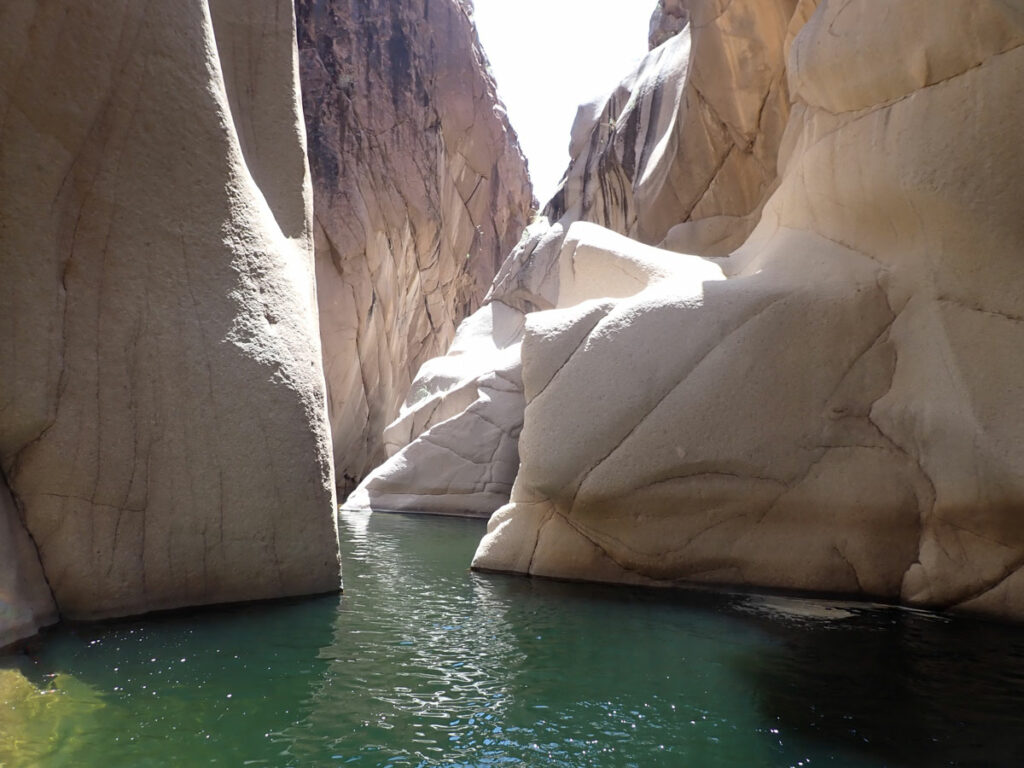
[296,0,532,493]
[345,301,525,516]
[475,0,1024,620]
[0,0,339,632]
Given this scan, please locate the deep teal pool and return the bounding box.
[3,510,1024,766]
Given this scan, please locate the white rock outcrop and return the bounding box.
[357,0,1024,620]
[345,301,525,516]
[347,0,797,517]
[0,0,339,637]
[475,0,1024,620]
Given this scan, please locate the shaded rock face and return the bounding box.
[649,0,689,49]
[357,0,1024,621]
[0,0,339,642]
[296,0,532,491]
[0,477,57,649]
[547,0,797,256]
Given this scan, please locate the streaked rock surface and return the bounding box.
[296,0,532,492]
[347,0,792,517]
[0,0,339,637]
[0,478,57,649]
[353,0,1024,620]
[476,0,1024,620]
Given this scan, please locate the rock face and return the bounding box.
[547,0,796,257]
[359,0,1024,620]
[0,478,57,649]
[345,300,526,515]
[347,0,796,516]
[296,0,532,493]
[0,0,339,641]
[649,0,689,49]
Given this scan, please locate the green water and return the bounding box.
[3,511,1024,767]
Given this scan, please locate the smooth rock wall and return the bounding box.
[351,0,1024,620]
[296,0,532,493]
[547,0,797,257]
[475,0,1024,620]
[0,0,339,636]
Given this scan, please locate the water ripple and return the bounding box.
[5,510,1024,767]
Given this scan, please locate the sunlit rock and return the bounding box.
[346,301,525,516]
[0,0,339,626]
[349,0,793,518]
[475,0,1024,620]
[547,0,797,257]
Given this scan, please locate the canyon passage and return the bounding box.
[3,0,1024,764]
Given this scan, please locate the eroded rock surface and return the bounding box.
[475,0,1024,620]
[355,0,1024,620]
[0,477,57,649]
[0,0,339,637]
[547,0,797,256]
[347,0,793,517]
[296,0,532,492]
[346,301,525,516]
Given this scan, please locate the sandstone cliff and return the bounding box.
[355,0,1024,621]
[0,0,339,645]
[296,0,532,492]
[347,0,795,516]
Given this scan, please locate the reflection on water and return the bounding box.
[744,600,1024,767]
[2,509,1024,766]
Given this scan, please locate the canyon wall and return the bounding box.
[356,0,1024,621]
[296,0,532,492]
[0,0,339,644]
[347,0,796,516]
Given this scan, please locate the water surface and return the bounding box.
[3,511,1024,766]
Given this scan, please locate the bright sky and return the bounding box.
[471,1,653,207]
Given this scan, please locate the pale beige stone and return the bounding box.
[345,302,525,516]
[473,0,1024,620]
[349,0,791,520]
[549,0,797,255]
[296,0,532,493]
[0,478,57,648]
[0,0,338,623]
[349,0,1024,620]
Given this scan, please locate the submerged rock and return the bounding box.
[0,0,339,638]
[296,0,532,493]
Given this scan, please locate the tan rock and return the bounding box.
[474,0,1024,620]
[0,0,338,624]
[0,477,57,649]
[348,0,795,520]
[296,0,532,493]
[649,0,689,50]
[346,301,525,516]
[548,0,797,256]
